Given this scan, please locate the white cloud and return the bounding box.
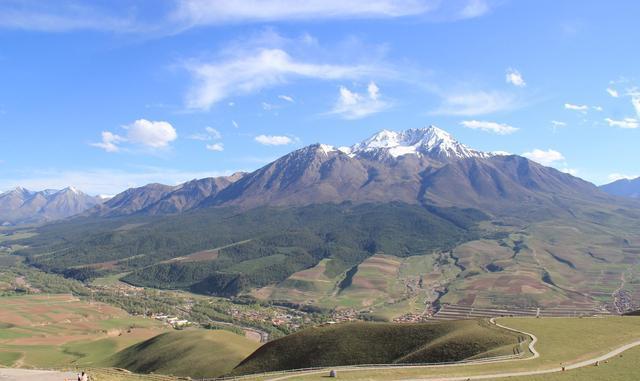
[206,143,224,152]
[606,87,619,98]
[560,168,579,176]
[91,131,125,153]
[261,102,276,111]
[604,117,638,129]
[551,120,567,131]
[232,120,239,128]
[255,135,294,146]
[189,126,222,141]
[329,81,390,119]
[171,0,433,26]
[432,90,518,116]
[91,119,177,152]
[522,149,565,166]
[592,105,603,112]
[460,120,518,135]
[458,0,490,19]
[564,103,589,112]
[125,119,178,148]
[184,48,388,110]
[608,173,638,182]
[505,68,526,87]
[278,95,295,103]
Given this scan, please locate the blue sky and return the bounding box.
[0,0,638,195]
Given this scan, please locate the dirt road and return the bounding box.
[0,368,76,381]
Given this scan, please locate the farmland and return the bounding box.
[0,294,167,368]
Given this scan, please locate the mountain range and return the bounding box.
[3,126,635,224]
[8,126,640,315]
[86,126,617,218]
[0,187,104,225]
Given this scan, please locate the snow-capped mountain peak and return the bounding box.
[347,125,490,160]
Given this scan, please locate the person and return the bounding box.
[78,371,88,381]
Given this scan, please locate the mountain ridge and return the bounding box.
[89,125,613,218]
[0,187,102,225]
[600,177,640,199]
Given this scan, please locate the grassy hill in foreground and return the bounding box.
[104,330,260,378]
[232,320,521,376]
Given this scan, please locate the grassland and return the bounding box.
[232,319,521,376]
[105,329,260,378]
[0,294,167,369]
[244,316,640,381]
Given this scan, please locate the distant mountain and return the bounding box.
[0,186,102,225]
[204,126,606,215]
[96,126,606,216]
[600,177,640,199]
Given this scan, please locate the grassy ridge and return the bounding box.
[232,320,520,375]
[104,330,260,378]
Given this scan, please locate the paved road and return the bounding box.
[264,319,640,381]
[0,368,76,381]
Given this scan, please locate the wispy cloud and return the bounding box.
[184,45,390,110]
[523,149,565,166]
[458,0,491,19]
[564,103,589,112]
[0,0,139,32]
[170,0,434,26]
[608,173,638,182]
[432,90,518,116]
[91,119,178,152]
[604,117,638,129]
[206,143,224,152]
[606,87,619,98]
[460,120,518,135]
[278,95,295,103]
[254,135,296,146]
[188,126,222,141]
[505,68,526,87]
[329,81,390,119]
[551,120,567,132]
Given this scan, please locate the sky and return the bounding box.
[0,0,639,195]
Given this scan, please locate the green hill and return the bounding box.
[104,329,260,378]
[232,320,522,376]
